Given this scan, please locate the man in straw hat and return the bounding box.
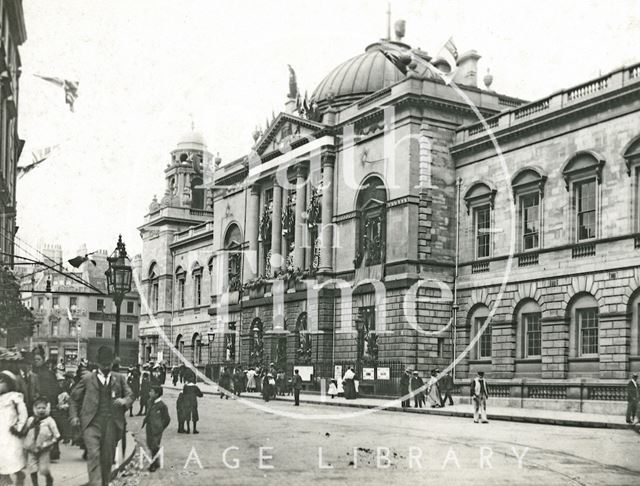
[69,347,133,486]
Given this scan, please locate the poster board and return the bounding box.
[334,365,343,380]
[362,367,375,380]
[294,365,314,382]
[156,351,163,362]
[377,367,390,380]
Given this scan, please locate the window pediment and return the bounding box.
[561,151,605,190]
[511,166,548,199]
[464,181,496,214]
[622,134,640,176]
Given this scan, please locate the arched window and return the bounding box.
[191,176,204,209]
[192,262,202,307]
[175,334,184,356]
[622,135,640,231]
[515,299,542,358]
[568,293,599,357]
[464,182,496,259]
[175,266,186,309]
[561,151,605,242]
[192,332,202,365]
[148,262,159,312]
[469,305,491,360]
[224,224,243,291]
[207,256,214,303]
[511,167,547,252]
[354,176,387,268]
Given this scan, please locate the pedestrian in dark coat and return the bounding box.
[410,371,425,408]
[219,367,232,399]
[232,368,245,397]
[69,347,134,486]
[31,352,62,460]
[176,393,185,433]
[626,372,639,424]
[138,372,151,415]
[181,370,203,433]
[142,386,170,472]
[127,367,140,417]
[292,369,303,406]
[440,371,454,406]
[262,374,274,402]
[400,368,411,408]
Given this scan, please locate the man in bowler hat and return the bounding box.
[69,347,134,486]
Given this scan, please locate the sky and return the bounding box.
[15,0,640,260]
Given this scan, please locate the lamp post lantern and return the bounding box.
[105,235,132,358]
[207,327,215,379]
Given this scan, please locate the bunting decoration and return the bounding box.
[17,145,60,178]
[436,37,459,77]
[34,74,79,112]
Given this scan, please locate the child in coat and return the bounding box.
[142,386,170,472]
[24,396,60,486]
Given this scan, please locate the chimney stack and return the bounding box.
[453,50,481,87]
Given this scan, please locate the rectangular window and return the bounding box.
[578,308,598,356]
[225,333,236,361]
[474,205,491,259]
[476,317,491,359]
[194,274,202,306]
[70,296,78,308]
[126,301,134,313]
[126,325,133,340]
[68,321,76,337]
[523,312,541,357]
[97,299,104,311]
[576,179,596,241]
[437,337,445,358]
[112,323,117,338]
[520,193,540,250]
[38,296,44,309]
[96,322,103,338]
[52,296,59,308]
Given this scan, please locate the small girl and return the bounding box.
[24,396,60,486]
[328,379,338,399]
[0,370,28,486]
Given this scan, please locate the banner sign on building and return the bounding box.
[377,367,390,380]
[362,367,375,380]
[294,365,314,382]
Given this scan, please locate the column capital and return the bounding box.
[321,151,336,169]
[249,183,261,196]
[295,162,309,179]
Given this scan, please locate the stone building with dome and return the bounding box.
[138,24,640,402]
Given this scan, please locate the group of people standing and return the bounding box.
[400,368,455,409]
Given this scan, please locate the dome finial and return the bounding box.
[386,2,391,41]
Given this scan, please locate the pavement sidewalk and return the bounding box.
[164,382,635,430]
[50,432,136,486]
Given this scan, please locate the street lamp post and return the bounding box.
[207,327,215,378]
[105,235,132,359]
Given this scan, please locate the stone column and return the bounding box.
[319,152,335,273]
[294,165,307,270]
[270,180,283,274]
[245,185,260,280]
[598,312,630,379]
[541,317,569,379]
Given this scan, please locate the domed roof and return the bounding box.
[311,41,433,111]
[176,129,207,151]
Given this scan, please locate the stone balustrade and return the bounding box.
[456,61,640,144]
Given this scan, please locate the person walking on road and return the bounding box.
[137,372,150,416]
[470,370,489,424]
[400,368,411,408]
[626,372,639,424]
[69,347,134,486]
[410,371,425,408]
[440,371,454,406]
[181,370,203,434]
[219,367,232,400]
[0,371,28,486]
[426,370,441,408]
[142,386,170,472]
[246,368,256,393]
[292,369,303,406]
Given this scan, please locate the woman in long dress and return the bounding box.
[0,370,27,486]
[426,370,441,407]
[246,368,256,392]
[342,367,356,399]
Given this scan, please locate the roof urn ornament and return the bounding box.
[483,68,494,90]
[394,20,406,42]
